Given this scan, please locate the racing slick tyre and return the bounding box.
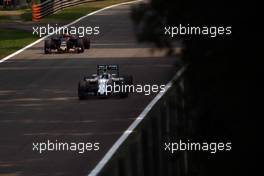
[76,39,84,53]
[123,75,133,85]
[83,37,90,49]
[66,40,73,51]
[78,80,87,100]
[119,81,129,98]
[44,39,52,54]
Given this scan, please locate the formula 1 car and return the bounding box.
[78,65,133,100]
[44,34,90,54]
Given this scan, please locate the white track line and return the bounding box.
[0,0,142,64]
[88,66,186,176]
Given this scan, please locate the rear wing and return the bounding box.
[97,65,119,76]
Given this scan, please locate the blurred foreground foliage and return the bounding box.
[131,0,258,175]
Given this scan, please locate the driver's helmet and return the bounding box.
[62,29,70,39]
[101,73,109,79]
[63,33,70,38]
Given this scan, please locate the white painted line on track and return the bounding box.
[0,0,143,64]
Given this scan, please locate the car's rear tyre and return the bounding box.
[123,75,133,85]
[119,80,129,98]
[67,40,73,51]
[78,80,87,100]
[44,39,52,54]
[77,39,84,53]
[83,37,90,49]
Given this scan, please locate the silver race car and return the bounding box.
[78,65,133,100]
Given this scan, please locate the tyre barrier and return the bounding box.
[32,1,40,21]
[31,0,96,21]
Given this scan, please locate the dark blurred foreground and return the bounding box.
[130,0,259,175]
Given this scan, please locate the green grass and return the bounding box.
[0,29,38,59]
[0,9,26,21]
[20,9,32,21]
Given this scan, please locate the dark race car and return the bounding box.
[78,65,133,100]
[44,34,90,54]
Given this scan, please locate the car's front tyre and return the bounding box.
[76,39,84,53]
[44,39,52,54]
[78,80,87,100]
[118,80,129,98]
[83,37,91,49]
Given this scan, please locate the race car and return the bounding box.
[78,65,133,100]
[44,33,90,54]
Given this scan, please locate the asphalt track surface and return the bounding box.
[0,2,180,176]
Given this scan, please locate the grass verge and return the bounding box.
[0,29,38,59]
